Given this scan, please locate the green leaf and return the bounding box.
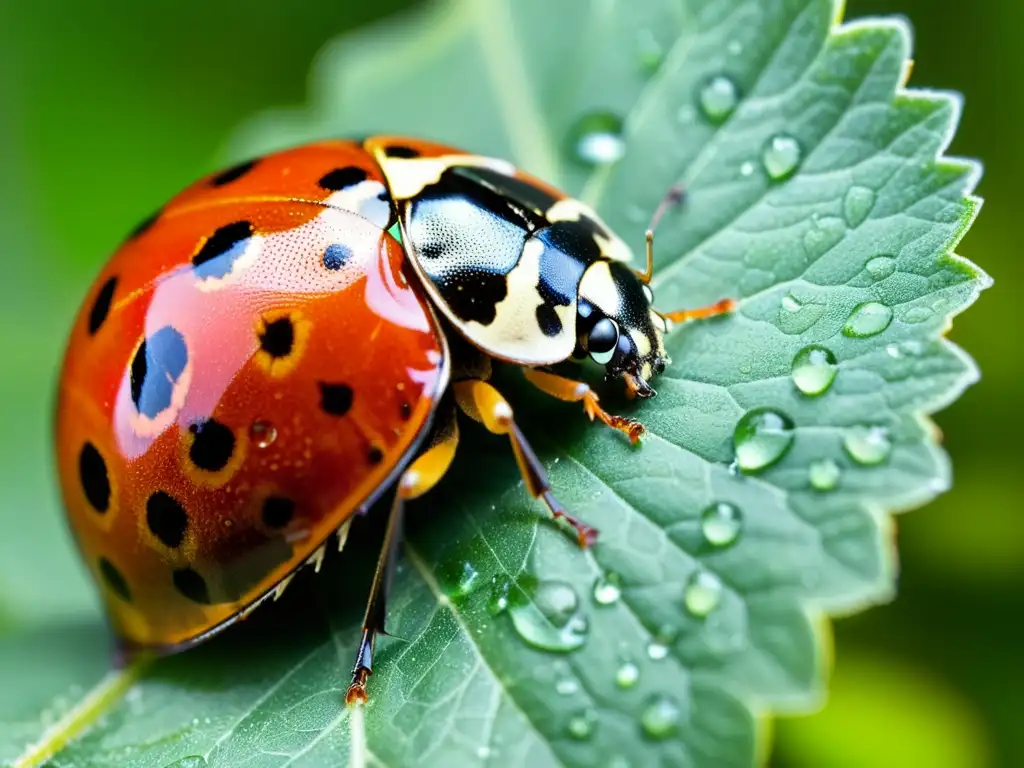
[7,0,988,765]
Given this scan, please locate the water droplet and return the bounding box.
[809,459,841,491]
[556,677,580,696]
[865,256,896,281]
[250,420,277,448]
[843,426,892,465]
[636,30,664,74]
[640,693,683,740]
[843,302,893,337]
[733,408,795,472]
[616,660,640,688]
[567,709,597,740]
[683,570,723,617]
[698,75,739,123]
[777,293,825,335]
[488,578,511,615]
[904,305,933,324]
[509,580,589,652]
[646,625,679,660]
[843,186,876,227]
[592,572,622,605]
[762,134,802,180]
[740,160,755,176]
[476,746,492,760]
[791,345,837,396]
[569,113,626,166]
[440,560,480,599]
[700,502,743,547]
[727,39,743,56]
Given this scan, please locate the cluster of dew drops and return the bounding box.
[443,32,916,757]
[566,34,902,491]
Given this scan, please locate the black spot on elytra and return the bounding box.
[384,145,419,159]
[318,166,368,191]
[322,243,351,271]
[399,400,412,421]
[259,317,294,359]
[438,270,509,326]
[173,567,210,604]
[130,326,188,419]
[367,446,385,465]
[88,277,117,335]
[262,496,295,528]
[146,491,188,548]
[99,557,131,602]
[210,159,258,187]
[126,210,160,241]
[536,304,563,337]
[79,442,110,513]
[319,383,354,416]
[188,419,235,472]
[192,221,254,280]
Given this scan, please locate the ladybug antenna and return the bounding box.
[638,184,686,285]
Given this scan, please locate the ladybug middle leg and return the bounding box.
[520,368,644,444]
[346,407,459,706]
[453,379,598,548]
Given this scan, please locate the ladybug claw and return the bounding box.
[346,668,371,705]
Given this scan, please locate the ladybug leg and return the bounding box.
[453,379,598,548]
[346,411,460,706]
[659,298,736,325]
[520,368,644,444]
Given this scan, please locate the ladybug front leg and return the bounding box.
[521,368,644,444]
[453,379,598,548]
[346,410,460,706]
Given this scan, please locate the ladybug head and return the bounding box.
[576,261,669,399]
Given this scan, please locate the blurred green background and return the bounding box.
[0,0,1016,766]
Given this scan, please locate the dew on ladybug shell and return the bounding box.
[250,420,277,449]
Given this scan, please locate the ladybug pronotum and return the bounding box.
[56,137,734,702]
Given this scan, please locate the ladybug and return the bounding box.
[55,137,734,703]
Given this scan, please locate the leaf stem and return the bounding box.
[13,656,151,768]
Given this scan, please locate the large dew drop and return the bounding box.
[698,75,739,123]
[843,426,892,465]
[791,345,838,396]
[683,570,723,617]
[640,694,683,740]
[616,660,640,688]
[733,408,796,472]
[592,572,622,606]
[762,134,802,180]
[700,502,743,547]
[568,112,626,166]
[843,302,893,337]
[508,580,589,652]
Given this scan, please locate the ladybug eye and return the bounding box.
[642,284,655,304]
[587,318,619,365]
